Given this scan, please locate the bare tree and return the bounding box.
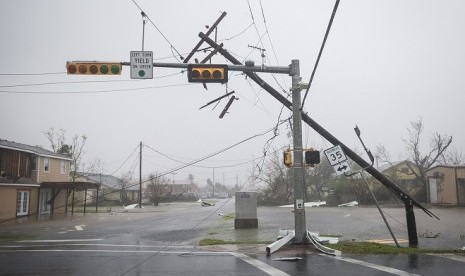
[404,118,453,188]
[146,173,170,206]
[118,174,132,205]
[256,151,293,205]
[440,146,463,165]
[43,128,66,153]
[43,128,101,182]
[375,144,394,167]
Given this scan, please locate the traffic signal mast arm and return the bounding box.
[120,62,291,75]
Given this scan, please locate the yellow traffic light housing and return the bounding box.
[188,64,228,83]
[283,148,292,168]
[66,62,122,75]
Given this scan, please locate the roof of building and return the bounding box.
[426,165,465,171]
[84,173,139,191]
[377,160,416,172]
[0,139,72,160]
[0,175,38,185]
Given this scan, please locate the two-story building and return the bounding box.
[0,139,74,222]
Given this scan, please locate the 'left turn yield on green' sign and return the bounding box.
[130,51,153,79]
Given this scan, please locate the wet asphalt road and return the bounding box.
[1,199,464,275]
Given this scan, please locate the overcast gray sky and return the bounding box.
[1,0,464,188]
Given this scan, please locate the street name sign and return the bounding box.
[130,51,153,79]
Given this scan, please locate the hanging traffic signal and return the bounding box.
[66,62,122,75]
[283,148,292,168]
[305,148,321,166]
[187,64,228,83]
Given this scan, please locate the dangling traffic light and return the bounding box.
[188,64,228,83]
[283,148,292,168]
[66,62,122,75]
[305,148,321,166]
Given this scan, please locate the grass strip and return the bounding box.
[327,241,465,254]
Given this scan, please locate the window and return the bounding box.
[32,156,38,171]
[61,160,66,174]
[44,157,50,172]
[401,167,409,174]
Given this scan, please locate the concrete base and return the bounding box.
[234,218,258,229]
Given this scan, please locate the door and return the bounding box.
[39,188,52,214]
[429,178,438,203]
[17,191,30,216]
[458,179,465,205]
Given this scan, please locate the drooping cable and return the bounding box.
[130,0,184,60]
[301,0,341,110]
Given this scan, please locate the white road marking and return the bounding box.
[232,252,290,276]
[0,249,228,254]
[75,225,85,231]
[0,246,290,276]
[428,253,465,263]
[17,239,103,243]
[319,254,421,276]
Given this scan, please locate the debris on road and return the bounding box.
[338,201,358,207]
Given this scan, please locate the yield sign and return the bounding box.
[130,51,153,79]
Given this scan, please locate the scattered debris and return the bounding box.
[123,204,142,210]
[198,199,215,207]
[279,201,326,208]
[272,257,303,262]
[459,234,465,240]
[419,230,440,238]
[308,231,339,245]
[338,201,358,207]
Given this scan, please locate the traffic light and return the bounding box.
[187,64,228,83]
[283,148,292,168]
[305,148,320,166]
[66,62,122,75]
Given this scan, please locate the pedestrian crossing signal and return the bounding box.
[305,149,320,166]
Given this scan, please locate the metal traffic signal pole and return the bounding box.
[197,32,438,248]
[290,60,308,243]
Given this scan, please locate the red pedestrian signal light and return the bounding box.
[188,64,228,83]
[66,62,122,75]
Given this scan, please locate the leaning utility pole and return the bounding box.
[196,31,438,248]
